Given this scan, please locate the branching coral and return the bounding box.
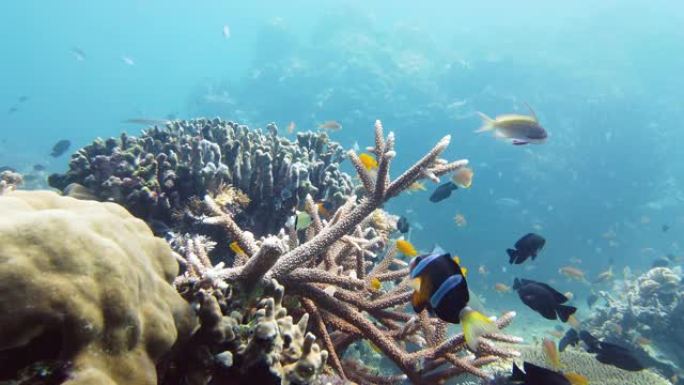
[47,119,354,238]
[170,120,521,384]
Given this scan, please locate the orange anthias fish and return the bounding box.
[358,153,378,170]
[559,266,586,281]
[451,167,474,189]
[319,120,342,131]
[397,239,418,257]
[543,337,562,369]
[548,330,565,339]
[494,283,511,293]
[286,121,296,134]
[567,314,581,329]
[407,181,427,193]
[593,266,614,284]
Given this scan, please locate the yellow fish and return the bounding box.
[358,153,378,170]
[494,283,511,293]
[230,241,245,255]
[475,104,548,146]
[397,239,418,257]
[369,277,382,291]
[407,181,427,192]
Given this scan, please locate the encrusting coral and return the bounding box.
[167,120,522,384]
[0,190,197,385]
[47,118,354,238]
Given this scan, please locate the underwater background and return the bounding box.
[2,1,684,384]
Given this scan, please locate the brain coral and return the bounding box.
[0,190,197,385]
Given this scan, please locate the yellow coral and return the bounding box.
[0,190,196,385]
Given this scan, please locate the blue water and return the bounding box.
[2,0,684,375]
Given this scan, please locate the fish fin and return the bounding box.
[506,249,518,264]
[512,139,529,145]
[578,330,601,352]
[557,305,577,322]
[431,244,447,256]
[460,308,497,351]
[511,363,526,381]
[563,372,589,385]
[411,277,431,312]
[524,101,538,121]
[512,278,522,290]
[475,112,495,133]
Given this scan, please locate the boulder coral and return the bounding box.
[0,190,197,385]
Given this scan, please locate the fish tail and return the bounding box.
[557,305,577,322]
[563,372,589,385]
[506,249,518,264]
[511,363,526,382]
[475,112,495,133]
[460,307,497,351]
[512,278,522,290]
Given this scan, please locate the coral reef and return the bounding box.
[584,266,684,382]
[0,190,197,385]
[48,118,354,237]
[166,120,522,384]
[0,170,23,194]
[518,344,672,385]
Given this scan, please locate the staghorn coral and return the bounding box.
[169,120,522,384]
[165,235,328,385]
[0,190,197,385]
[47,118,354,238]
[585,266,684,382]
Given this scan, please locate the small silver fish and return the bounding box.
[475,104,548,145]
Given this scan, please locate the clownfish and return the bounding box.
[409,247,495,350]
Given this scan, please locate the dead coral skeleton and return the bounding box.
[174,120,521,384]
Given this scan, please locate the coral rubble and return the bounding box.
[0,190,197,385]
[48,118,354,237]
